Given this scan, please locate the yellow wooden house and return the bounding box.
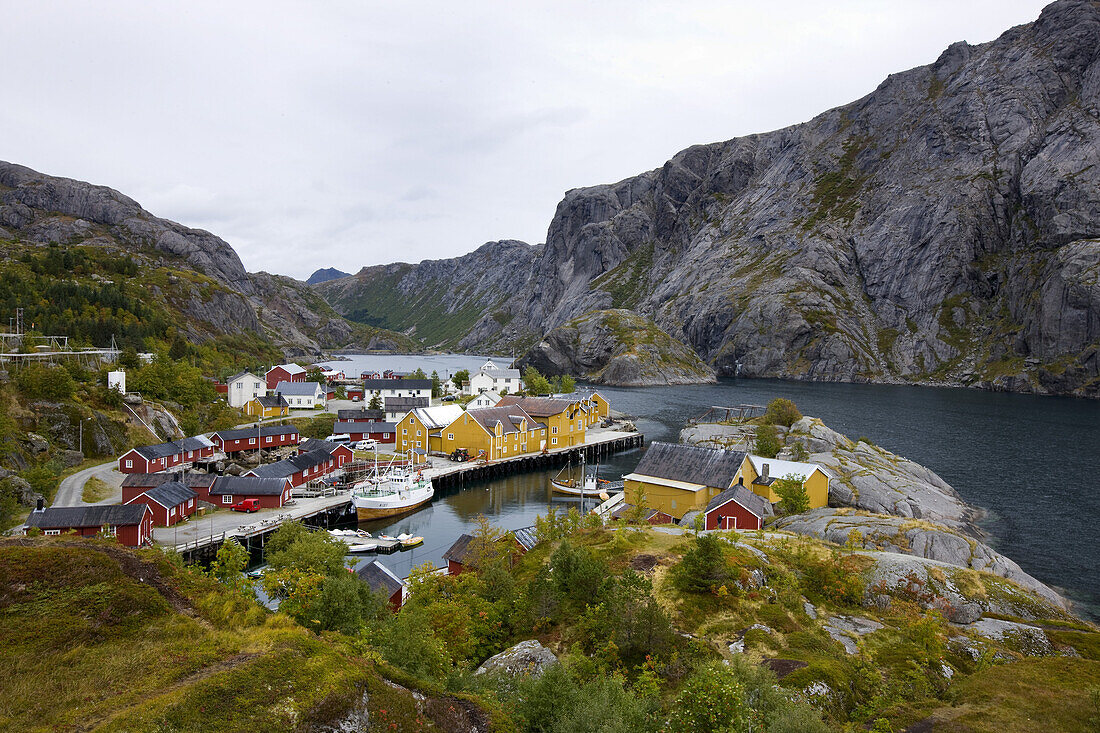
[243,394,290,419]
[395,405,465,455]
[496,396,587,449]
[582,392,610,424]
[623,442,747,520]
[734,455,830,509]
[438,405,546,460]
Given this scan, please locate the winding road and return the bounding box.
[53,461,122,507]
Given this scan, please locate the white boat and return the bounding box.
[347,541,380,552]
[551,455,624,497]
[351,467,434,521]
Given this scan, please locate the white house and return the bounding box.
[273,381,327,409]
[469,389,501,409]
[361,378,432,400]
[466,360,521,395]
[226,370,266,408]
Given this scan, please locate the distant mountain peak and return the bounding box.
[307,267,351,285]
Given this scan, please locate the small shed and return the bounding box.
[703,484,773,531]
[356,560,405,612]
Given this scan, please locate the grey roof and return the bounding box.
[385,396,429,411]
[357,560,403,597]
[442,533,475,564]
[611,504,663,521]
[134,441,185,460]
[465,405,537,435]
[497,396,580,418]
[213,424,299,442]
[337,421,396,433]
[227,370,262,384]
[704,485,773,518]
[362,379,432,391]
[337,409,385,421]
[253,394,289,408]
[141,481,197,508]
[26,504,148,529]
[212,476,291,496]
[677,510,702,528]
[273,381,325,396]
[120,472,214,490]
[247,448,332,478]
[510,526,538,551]
[176,436,213,452]
[298,438,349,455]
[632,442,746,490]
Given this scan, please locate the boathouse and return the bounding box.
[117,436,215,474]
[212,425,300,455]
[125,481,198,527]
[121,472,216,504]
[24,502,153,547]
[209,476,293,509]
[356,560,405,612]
[622,442,747,520]
[244,448,339,488]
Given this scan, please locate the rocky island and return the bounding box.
[517,309,717,386]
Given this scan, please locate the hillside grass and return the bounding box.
[80,476,113,503]
[0,539,445,732]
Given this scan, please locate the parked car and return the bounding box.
[355,439,379,450]
[231,498,261,513]
[449,448,471,462]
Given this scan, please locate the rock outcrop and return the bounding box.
[474,639,558,678]
[319,1,1100,397]
[306,267,350,285]
[517,309,716,386]
[774,511,1066,613]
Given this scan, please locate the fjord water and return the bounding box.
[330,355,1099,618]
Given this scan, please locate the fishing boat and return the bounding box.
[551,455,623,497]
[351,467,434,520]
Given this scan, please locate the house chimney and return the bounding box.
[762,463,770,480]
[34,496,44,512]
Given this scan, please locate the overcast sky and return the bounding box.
[3,1,1049,280]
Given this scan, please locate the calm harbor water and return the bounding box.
[324,355,1100,619]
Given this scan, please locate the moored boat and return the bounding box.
[551,455,624,497]
[352,468,434,521]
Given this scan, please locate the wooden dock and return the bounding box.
[169,428,644,563]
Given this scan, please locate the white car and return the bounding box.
[355,439,379,450]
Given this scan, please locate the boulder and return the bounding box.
[823,615,883,654]
[24,433,48,454]
[964,618,1054,657]
[475,640,557,678]
[59,450,84,468]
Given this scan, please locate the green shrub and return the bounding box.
[764,398,802,427]
[673,534,732,594]
[15,363,75,401]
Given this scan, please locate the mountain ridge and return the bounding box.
[317,0,1100,396]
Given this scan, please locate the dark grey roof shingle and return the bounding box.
[141,481,197,508]
[704,485,773,518]
[246,448,333,478]
[442,534,475,564]
[337,409,385,421]
[212,476,292,496]
[26,504,148,529]
[357,560,403,597]
[632,442,746,490]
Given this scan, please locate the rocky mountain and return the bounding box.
[306,267,350,285]
[319,0,1100,397]
[518,309,716,385]
[0,161,411,357]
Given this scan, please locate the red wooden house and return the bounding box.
[442,527,537,576]
[121,473,216,503]
[703,484,773,531]
[265,363,306,390]
[118,436,215,474]
[244,448,340,488]
[211,425,300,455]
[356,560,405,612]
[24,503,154,547]
[209,476,293,509]
[125,481,198,527]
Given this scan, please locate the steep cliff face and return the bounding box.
[320,0,1100,396]
[518,309,716,386]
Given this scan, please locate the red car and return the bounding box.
[230,498,260,513]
